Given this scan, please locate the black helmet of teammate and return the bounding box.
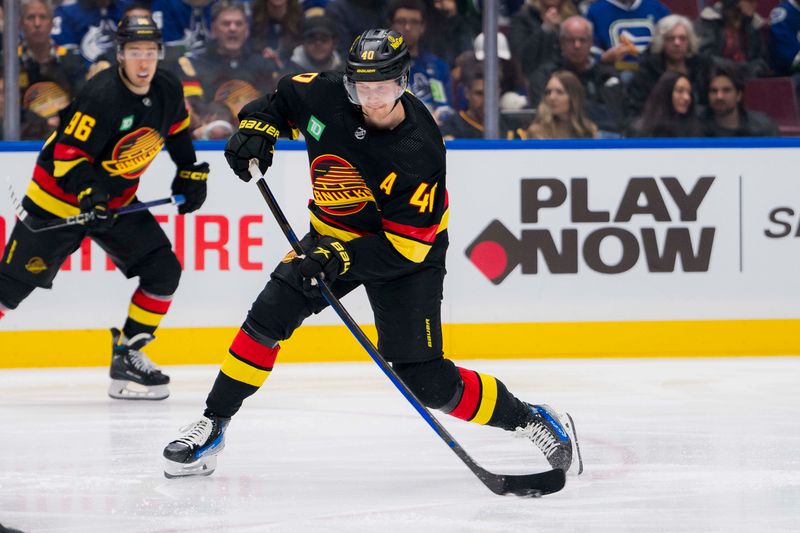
[116,15,163,50]
[344,29,410,105]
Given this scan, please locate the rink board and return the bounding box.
[1,139,799,366]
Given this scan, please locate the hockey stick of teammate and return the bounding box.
[249,160,566,497]
[7,179,185,232]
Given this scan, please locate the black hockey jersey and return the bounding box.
[24,67,195,218]
[240,71,449,280]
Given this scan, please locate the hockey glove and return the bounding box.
[77,185,113,231]
[298,236,352,286]
[224,113,280,182]
[171,162,209,214]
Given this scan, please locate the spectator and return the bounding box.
[19,0,87,122]
[192,101,236,139]
[251,0,304,70]
[768,0,800,76]
[439,63,525,139]
[52,0,127,63]
[389,0,453,122]
[286,15,344,73]
[528,15,625,132]
[702,63,779,136]
[150,0,214,54]
[626,15,710,118]
[527,70,599,138]
[697,0,769,78]
[179,1,281,103]
[0,68,57,140]
[326,0,388,57]
[629,70,703,137]
[586,0,670,73]
[423,0,478,67]
[508,0,577,79]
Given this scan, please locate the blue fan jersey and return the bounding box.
[51,0,129,63]
[769,0,800,75]
[409,51,453,119]
[587,0,670,67]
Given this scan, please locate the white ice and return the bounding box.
[1,357,799,533]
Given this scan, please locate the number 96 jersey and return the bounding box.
[24,67,195,219]
[241,71,450,281]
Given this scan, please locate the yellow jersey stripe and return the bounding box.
[53,157,88,178]
[385,232,432,263]
[310,212,361,242]
[25,181,80,217]
[220,353,271,387]
[471,373,498,425]
[127,303,164,327]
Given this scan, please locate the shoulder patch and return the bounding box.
[770,7,788,24]
[292,72,320,84]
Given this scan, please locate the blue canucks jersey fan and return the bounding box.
[151,0,215,53]
[52,0,131,63]
[769,0,800,75]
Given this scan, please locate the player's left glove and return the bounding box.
[298,236,352,286]
[224,113,279,182]
[171,162,209,214]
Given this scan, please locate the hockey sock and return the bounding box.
[205,327,280,418]
[441,367,533,431]
[123,287,173,338]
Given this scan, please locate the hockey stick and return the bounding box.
[6,179,185,232]
[249,161,566,497]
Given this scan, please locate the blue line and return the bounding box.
[2,137,798,152]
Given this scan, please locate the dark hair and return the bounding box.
[211,0,247,22]
[708,62,745,94]
[638,71,702,137]
[387,0,428,23]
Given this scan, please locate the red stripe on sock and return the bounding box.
[229,329,279,368]
[131,289,172,314]
[448,368,482,421]
[0,309,5,319]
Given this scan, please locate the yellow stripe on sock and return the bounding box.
[470,373,498,425]
[220,353,270,387]
[127,303,164,327]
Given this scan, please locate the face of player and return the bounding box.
[355,79,405,127]
[544,76,570,118]
[708,75,740,117]
[212,9,249,56]
[22,0,53,47]
[663,24,690,63]
[119,41,160,94]
[672,77,692,115]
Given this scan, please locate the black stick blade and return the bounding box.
[481,468,566,497]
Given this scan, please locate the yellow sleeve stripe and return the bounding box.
[53,157,88,178]
[310,212,361,242]
[127,304,164,327]
[385,232,432,263]
[221,353,271,387]
[25,181,80,218]
[471,373,499,425]
[169,116,191,135]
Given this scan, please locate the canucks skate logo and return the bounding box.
[310,154,375,216]
[102,128,165,179]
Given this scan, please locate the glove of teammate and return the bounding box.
[77,185,113,231]
[298,236,352,287]
[171,162,209,214]
[224,113,279,182]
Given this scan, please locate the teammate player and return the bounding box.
[163,29,583,479]
[0,15,209,401]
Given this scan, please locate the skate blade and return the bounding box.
[108,380,169,401]
[164,455,217,479]
[563,412,584,476]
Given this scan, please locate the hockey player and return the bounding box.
[0,15,209,400]
[163,29,583,481]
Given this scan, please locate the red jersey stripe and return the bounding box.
[53,142,94,163]
[131,289,172,314]
[382,219,439,244]
[229,328,280,369]
[32,165,139,208]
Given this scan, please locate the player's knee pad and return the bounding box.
[393,358,461,409]
[134,246,182,296]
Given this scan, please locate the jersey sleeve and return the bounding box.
[49,94,115,194]
[769,7,800,73]
[347,161,449,280]
[238,73,310,138]
[162,72,198,168]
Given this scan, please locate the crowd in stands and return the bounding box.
[2,0,799,140]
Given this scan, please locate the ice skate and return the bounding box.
[517,404,583,475]
[163,415,229,478]
[108,327,170,400]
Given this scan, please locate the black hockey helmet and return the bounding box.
[116,15,163,49]
[344,29,410,105]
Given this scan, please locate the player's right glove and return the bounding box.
[77,185,113,231]
[298,236,352,287]
[224,113,280,182]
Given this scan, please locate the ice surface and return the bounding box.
[1,358,798,533]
